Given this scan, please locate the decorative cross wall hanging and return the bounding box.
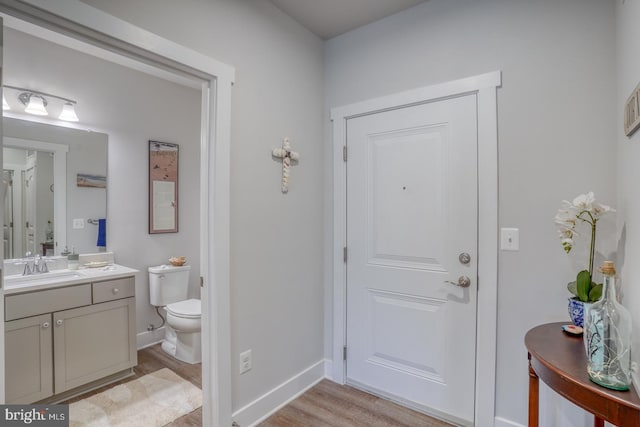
[272,137,299,193]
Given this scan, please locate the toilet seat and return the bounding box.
[166,298,201,319]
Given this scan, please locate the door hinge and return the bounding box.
[343,145,347,161]
[343,346,347,361]
[200,276,204,287]
[343,246,348,263]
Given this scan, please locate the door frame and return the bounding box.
[330,71,501,427]
[0,1,235,426]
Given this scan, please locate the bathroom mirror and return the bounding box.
[149,140,178,234]
[2,117,108,260]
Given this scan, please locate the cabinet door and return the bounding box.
[54,298,136,393]
[5,314,53,403]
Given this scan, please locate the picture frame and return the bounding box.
[149,140,179,234]
[624,81,640,137]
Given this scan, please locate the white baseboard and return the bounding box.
[324,358,333,379]
[495,416,526,427]
[232,360,325,427]
[136,327,165,349]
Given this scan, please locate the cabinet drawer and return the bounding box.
[92,277,135,304]
[5,285,92,321]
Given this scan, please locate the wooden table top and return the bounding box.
[525,322,640,423]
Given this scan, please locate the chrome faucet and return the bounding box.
[22,252,49,275]
[23,251,33,275]
[39,255,49,273]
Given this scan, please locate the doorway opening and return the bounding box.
[0,2,234,426]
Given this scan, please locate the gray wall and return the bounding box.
[81,0,326,413]
[324,0,616,425]
[616,0,640,394]
[4,28,202,338]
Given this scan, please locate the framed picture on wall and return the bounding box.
[624,81,640,137]
[149,140,179,234]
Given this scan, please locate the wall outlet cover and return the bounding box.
[239,349,252,374]
[72,218,85,229]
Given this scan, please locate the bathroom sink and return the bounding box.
[4,269,87,287]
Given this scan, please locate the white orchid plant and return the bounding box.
[555,192,615,303]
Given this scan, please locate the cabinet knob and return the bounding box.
[112,288,119,294]
[42,322,50,328]
[56,319,64,326]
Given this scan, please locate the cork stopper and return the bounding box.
[600,261,616,275]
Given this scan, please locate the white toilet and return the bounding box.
[148,264,201,364]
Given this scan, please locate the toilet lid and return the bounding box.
[166,299,201,319]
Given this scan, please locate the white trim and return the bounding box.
[494,416,526,427]
[323,358,333,379]
[330,71,501,427]
[232,360,325,427]
[135,327,165,350]
[0,2,235,426]
[2,15,203,90]
[18,0,235,84]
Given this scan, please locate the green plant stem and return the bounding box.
[589,222,596,279]
[577,210,597,280]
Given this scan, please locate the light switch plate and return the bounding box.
[72,218,85,229]
[501,228,519,251]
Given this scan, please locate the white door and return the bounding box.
[346,94,478,425]
[3,170,14,259]
[23,164,36,256]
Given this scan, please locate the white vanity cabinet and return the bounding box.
[5,276,137,404]
[5,314,53,403]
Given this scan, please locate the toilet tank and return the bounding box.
[148,264,191,306]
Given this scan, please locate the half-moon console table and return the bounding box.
[525,322,640,427]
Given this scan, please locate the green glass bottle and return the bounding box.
[584,261,632,390]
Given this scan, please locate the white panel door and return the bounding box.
[23,164,36,256]
[346,94,478,425]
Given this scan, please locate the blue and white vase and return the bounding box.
[568,298,590,328]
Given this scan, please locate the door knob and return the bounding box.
[445,276,471,288]
[459,253,471,264]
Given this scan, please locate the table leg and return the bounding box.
[593,417,604,427]
[528,353,539,427]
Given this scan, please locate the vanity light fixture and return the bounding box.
[21,93,48,116]
[59,102,79,122]
[4,85,80,122]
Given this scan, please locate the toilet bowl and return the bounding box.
[163,299,201,364]
[148,264,201,364]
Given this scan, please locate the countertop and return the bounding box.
[3,264,139,295]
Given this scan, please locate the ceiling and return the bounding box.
[269,0,429,40]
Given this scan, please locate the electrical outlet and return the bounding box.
[239,350,252,374]
[72,218,85,229]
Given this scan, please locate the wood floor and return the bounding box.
[259,380,453,427]
[63,343,202,426]
[66,347,451,426]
